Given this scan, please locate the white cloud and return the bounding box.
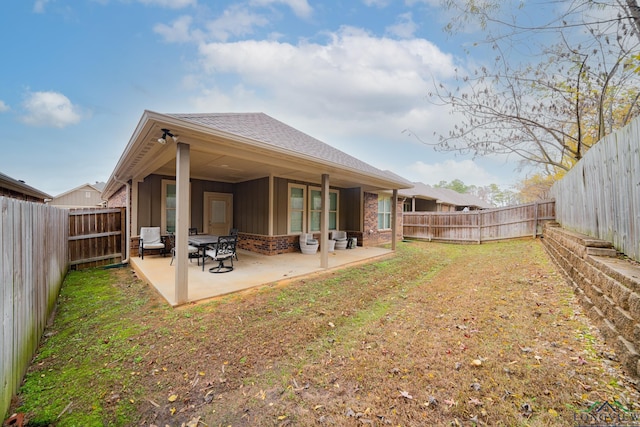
[204,4,270,42]
[154,15,199,43]
[33,0,50,13]
[196,26,456,117]
[363,0,390,7]
[386,12,418,39]
[21,91,83,128]
[406,159,501,187]
[0,100,9,112]
[138,0,196,8]
[249,0,313,18]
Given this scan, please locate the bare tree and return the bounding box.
[421,0,640,174]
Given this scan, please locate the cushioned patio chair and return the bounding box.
[299,233,319,255]
[331,230,348,250]
[204,235,237,273]
[168,233,199,266]
[139,227,166,259]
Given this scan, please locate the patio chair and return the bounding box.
[204,235,237,273]
[230,227,239,260]
[168,233,199,266]
[299,233,319,255]
[331,230,348,250]
[139,227,166,259]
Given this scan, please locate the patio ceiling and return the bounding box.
[104,110,411,199]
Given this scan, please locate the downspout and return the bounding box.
[112,177,131,265]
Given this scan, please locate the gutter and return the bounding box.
[111,176,131,265]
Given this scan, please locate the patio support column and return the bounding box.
[175,142,190,305]
[131,179,141,240]
[391,189,398,251]
[320,174,329,268]
[268,175,274,236]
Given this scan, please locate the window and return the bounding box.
[161,180,176,233]
[378,195,391,230]
[288,184,306,234]
[309,188,338,232]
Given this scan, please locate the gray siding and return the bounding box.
[235,178,269,235]
[274,177,289,235]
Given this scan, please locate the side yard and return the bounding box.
[8,240,640,426]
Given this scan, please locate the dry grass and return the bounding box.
[11,239,640,426]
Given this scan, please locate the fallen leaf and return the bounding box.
[168,394,178,402]
[426,396,438,407]
[471,359,482,366]
[400,390,413,399]
[444,398,457,407]
[548,408,558,417]
[468,398,483,406]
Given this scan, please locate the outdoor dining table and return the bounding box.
[188,234,219,270]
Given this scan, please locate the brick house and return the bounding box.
[102,111,411,304]
[0,171,51,203]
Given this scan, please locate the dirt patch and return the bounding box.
[9,240,640,426]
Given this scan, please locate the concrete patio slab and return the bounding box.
[130,246,394,306]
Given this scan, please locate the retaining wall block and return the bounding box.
[617,335,640,375]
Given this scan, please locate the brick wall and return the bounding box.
[237,233,299,255]
[543,223,640,380]
[362,192,403,246]
[107,185,128,208]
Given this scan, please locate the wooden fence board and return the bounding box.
[403,200,555,243]
[0,197,68,420]
[551,116,640,262]
[68,208,124,269]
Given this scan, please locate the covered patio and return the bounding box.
[103,111,411,307]
[132,246,393,306]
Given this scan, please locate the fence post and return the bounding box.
[477,210,482,244]
[533,201,539,238]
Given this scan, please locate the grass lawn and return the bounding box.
[9,239,640,426]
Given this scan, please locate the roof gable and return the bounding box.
[167,113,403,181]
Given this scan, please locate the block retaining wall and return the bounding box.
[542,223,640,380]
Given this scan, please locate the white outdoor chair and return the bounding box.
[139,227,166,259]
[331,230,348,250]
[299,233,319,255]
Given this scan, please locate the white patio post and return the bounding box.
[321,174,329,268]
[391,189,398,251]
[175,142,190,304]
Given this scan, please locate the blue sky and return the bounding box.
[1,0,542,196]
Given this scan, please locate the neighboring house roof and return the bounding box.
[49,182,106,208]
[52,182,104,200]
[400,182,494,209]
[103,111,413,199]
[0,171,51,201]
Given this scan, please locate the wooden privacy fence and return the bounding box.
[403,200,556,243]
[68,207,125,269]
[1,197,68,420]
[551,116,640,263]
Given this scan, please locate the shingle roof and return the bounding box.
[0,171,51,200]
[399,182,493,209]
[168,112,410,185]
